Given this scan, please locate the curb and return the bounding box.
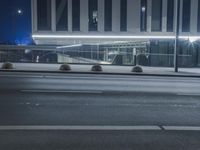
[1,69,200,78]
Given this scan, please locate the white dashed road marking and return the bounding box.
[21,90,103,94]
[0,125,200,131]
[0,126,160,131]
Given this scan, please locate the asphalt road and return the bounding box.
[0,72,200,150]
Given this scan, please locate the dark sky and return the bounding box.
[0,0,32,44]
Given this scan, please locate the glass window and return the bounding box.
[120,0,127,31]
[37,0,51,31]
[151,0,162,31]
[72,0,80,31]
[104,0,112,31]
[140,0,147,32]
[167,0,174,32]
[56,0,68,31]
[182,0,190,32]
[89,0,98,31]
[197,0,200,32]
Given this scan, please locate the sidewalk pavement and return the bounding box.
[0,63,200,77]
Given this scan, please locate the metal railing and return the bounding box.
[0,45,195,67]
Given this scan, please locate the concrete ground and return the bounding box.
[1,62,200,77]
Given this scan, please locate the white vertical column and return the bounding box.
[112,0,120,32]
[191,0,198,34]
[68,0,72,32]
[32,0,37,32]
[98,0,104,32]
[132,0,140,33]
[173,0,177,34]
[147,0,152,33]
[51,0,56,32]
[162,0,167,32]
[127,0,134,32]
[179,0,183,33]
[80,0,88,32]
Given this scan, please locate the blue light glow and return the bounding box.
[15,37,33,45]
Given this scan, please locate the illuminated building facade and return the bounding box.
[31,0,200,67]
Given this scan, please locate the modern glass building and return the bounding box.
[31,0,200,67]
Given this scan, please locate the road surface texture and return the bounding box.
[0,72,200,150]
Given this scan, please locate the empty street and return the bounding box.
[0,72,200,150]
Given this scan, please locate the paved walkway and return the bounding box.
[1,63,200,77]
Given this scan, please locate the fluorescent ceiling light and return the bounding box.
[32,34,176,39]
[33,34,200,43]
[57,44,82,49]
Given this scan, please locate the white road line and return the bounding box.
[21,90,103,94]
[177,93,200,96]
[163,126,200,131]
[0,126,161,131]
[1,125,200,131]
[0,75,44,78]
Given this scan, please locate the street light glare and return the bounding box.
[142,6,146,12]
[17,9,22,14]
[189,37,198,43]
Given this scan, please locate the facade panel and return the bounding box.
[140,0,147,32]
[104,0,112,31]
[198,0,200,32]
[182,0,191,32]
[37,0,52,31]
[190,0,198,34]
[89,0,98,31]
[112,0,120,32]
[120,0,127,32]
[72,0,80,31]
[56,0,68,31]
[167,0,174,32]
[151,0,162,32]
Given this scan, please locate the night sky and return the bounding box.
[0,0,32,45]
